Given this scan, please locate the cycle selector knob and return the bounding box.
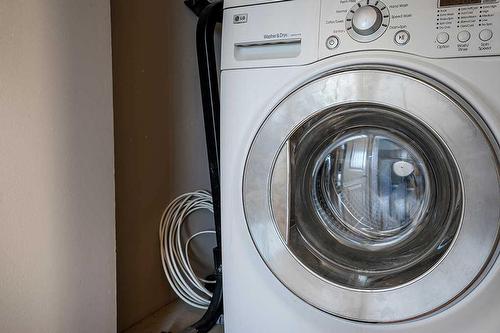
[352,5,383,36]
[346,1,390,43]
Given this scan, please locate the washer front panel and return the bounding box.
[242,67,500,322]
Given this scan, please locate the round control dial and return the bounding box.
[346,1,390,43]
[352,5,383,35]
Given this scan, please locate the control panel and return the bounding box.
[320,0,500,59]
[221,0,500,70]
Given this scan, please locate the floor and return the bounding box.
[124,300,223,333]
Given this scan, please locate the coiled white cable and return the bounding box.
[159,190,216,309]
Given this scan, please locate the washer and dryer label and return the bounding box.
[221,0,320,70]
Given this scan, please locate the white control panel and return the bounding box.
[221,0,500,70]
[320,0,500,58]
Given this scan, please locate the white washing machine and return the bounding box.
[220,0,500,332]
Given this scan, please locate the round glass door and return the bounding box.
[288,107,461,290]
[243,67,500,322]
[312,129,430,249]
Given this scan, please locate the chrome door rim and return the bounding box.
[242,66,500,323]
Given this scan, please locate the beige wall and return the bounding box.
[0,1,116,332]
[111,1,215,331]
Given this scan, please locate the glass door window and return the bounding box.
[285,106,461,290]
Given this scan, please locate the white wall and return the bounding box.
[0,1,116,332]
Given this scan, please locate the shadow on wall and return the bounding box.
[111,0,215,331]
[0,1,115,332]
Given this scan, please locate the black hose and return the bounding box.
[181,1,224,332]
[184,0,212,17]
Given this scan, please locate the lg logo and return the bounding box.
[233,13,248,24]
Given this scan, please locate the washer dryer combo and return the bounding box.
[220,0,500,332]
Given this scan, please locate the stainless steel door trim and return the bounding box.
[242,67,500,323]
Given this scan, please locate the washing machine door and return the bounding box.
[242,66,500,323]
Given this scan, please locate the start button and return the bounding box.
[394,30,411,45]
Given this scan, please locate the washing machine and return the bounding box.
[220,0,500,332]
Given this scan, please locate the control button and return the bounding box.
[352,5,383,36]
[394,30,410,45]
[326,35,340,50]
[437,32,450,44]
[479,29,493,42]
[346,1,389,43]
[457,30,471,43]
